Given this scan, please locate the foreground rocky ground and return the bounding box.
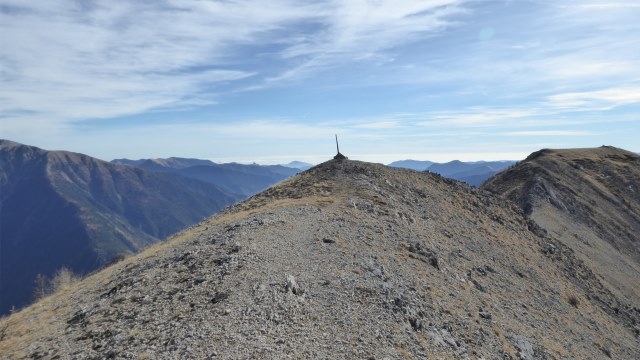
[1,157,638,359]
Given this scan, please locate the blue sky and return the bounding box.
[1,0,639,164]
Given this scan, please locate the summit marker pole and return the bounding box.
[333,135,347,160]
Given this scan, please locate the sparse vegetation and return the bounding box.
[32,274,50,301]
[32,267,80,301]
[0,319,8,341]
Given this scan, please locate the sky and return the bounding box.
[1,0,639,165]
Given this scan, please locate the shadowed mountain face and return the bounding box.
[2,156,638,358]
[0,140,239,315]
[483,147,640,309]
[112,158,299,197]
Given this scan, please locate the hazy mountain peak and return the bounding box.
[0,139,23,148]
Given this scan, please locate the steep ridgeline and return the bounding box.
[1,158,638,358]
[483,146,640,309]
[0,140,239,315]
[112,158,299,198]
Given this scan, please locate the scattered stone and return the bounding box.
[477,307,493,321]
[211,291,229,304]
[512,336,534,360]
[409,317,423,331]
[408,242,439,269]
[285,275,303,295]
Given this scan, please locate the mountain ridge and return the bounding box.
[112,158,299,197]
[483,146,640,309]
[2,154,638,358]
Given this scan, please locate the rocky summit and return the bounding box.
[1,157,639,359]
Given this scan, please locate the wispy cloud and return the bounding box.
[547,87,640,111]
[2,0,639,162]
[352,121,400,129]
[504,130,592,137]
[420,109,538,127]
[566,2,640,10]
[0,0,468,125]
[0,0,320,122]
[207,120,343,140]
[269,0,466,81]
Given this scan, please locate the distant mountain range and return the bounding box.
[389,159,516,186]
[0,141,297,315]
[111,157,215,169]
[111,158,299,197]
[388,160,434,171]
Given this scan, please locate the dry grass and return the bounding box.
[395,346,413,359]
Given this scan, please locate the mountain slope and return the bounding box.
[1,158,638,358]
[483,146,640,308]
[0,140,239,315]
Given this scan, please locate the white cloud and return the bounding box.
[567,2,640,10]
[258,0,468,85]
[0,0,468,124]
[207,120,343,140]
[2,0,639,161]
[547,87,640,111]
[504,130,592,137]
[418,109,538,127]
[0,0,317,123]
[352,121,399,129]
[278,1,465,60]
